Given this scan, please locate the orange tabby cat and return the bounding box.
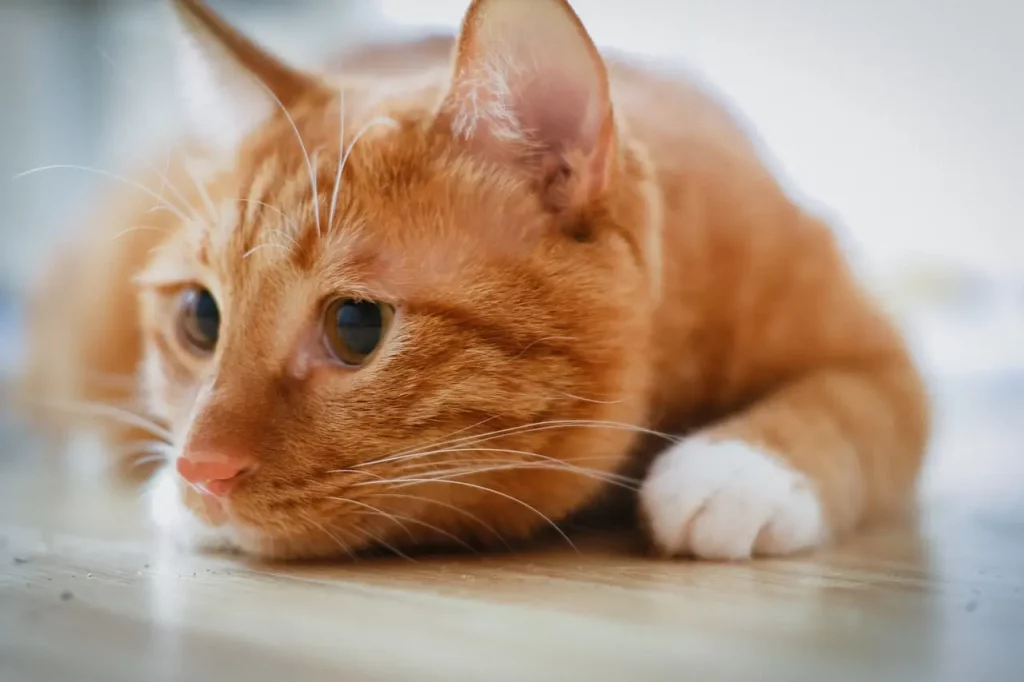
[21,0,930,560]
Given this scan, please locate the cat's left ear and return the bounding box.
[170,0,317,152]
[439,0,616,208]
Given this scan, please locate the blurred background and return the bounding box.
[0,0,1021,493]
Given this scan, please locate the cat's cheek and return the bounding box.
[147,464,240,554]
[139,351,184,428]
[639,438,830,560]
[138,352,165,415]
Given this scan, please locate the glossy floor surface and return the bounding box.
[1,376,1022,682]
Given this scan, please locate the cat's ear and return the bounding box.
[439,0,616,206]
[170,0,316,152]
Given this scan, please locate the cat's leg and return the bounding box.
[640,355,929,560]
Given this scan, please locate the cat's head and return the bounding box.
[143,0,661,558]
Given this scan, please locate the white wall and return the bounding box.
[0,0,382,294]
[1,0,1020,377]
[381,0,1024,279]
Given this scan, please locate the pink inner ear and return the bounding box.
[444,43,614,202]
[515,73,605,156]
[440,0,617,202]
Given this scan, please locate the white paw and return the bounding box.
[640,437,828,560]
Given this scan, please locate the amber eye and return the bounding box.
[176,287,220,354]
[323,299,393,366]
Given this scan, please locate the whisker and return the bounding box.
[350,478,579,554]
[557,391,625,405]
[327,87,346,231]
[116,438,175,460]
[329,468,386,481]
[123,452,172,471]
[234,198,301,258]
[511,335,577,361]
[242,243,292,260]
[28,398,172,443]
[97,48,208,224]
[355,419,677,470]
[236,199,300,238]
[346,521,415,562]
[349,510,476,553]
[180,156,219,225]
[387,460,640,493]
[325,496,415,541]
[301,512,358,561]
[388,449,640,488]
[364,415,501,466]
[310,146,324,239]
[366,491,513,549]
[110,224,169,243]
[327,116,399,234]
[13,165,191,224]
[252,77,321,238]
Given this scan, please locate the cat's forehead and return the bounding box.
[182,117,547,300]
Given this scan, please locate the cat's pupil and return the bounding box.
[177,286,221,354]
[336,300,383,357]
[192,290,220,343]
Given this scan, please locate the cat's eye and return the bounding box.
[177,287,221,354]
[323,299,393,366]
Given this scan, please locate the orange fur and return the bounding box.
[21,0,929,559]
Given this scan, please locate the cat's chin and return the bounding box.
[147,465,244,555]
[146,465,361,560]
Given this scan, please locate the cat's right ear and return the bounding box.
[438,0,616,208]
[170,0,316,152]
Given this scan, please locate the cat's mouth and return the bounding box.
[184,483,231,526]
[149,465,368,559]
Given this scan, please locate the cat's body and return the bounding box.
[22,0,929,560]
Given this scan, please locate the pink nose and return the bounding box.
[176,451,256,497]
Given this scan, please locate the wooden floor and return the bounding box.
[1,377,1022,682]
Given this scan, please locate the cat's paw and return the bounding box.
[639,437,828,560]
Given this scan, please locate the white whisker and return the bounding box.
[97,48,208,224]
[355,419,677,470]
[301,512,358,561]
[251,77,321,238]
[242,243,292,260]
[328,115,399,233]
[388,461,639,493]
[558,391,625,405]
[325,496,414,541]
[180,156,219,225]
[350,478,579,554]
[29,398,172,443]
[111,224,169,243]
[13,165,192,224]
[236,198,300,237]
[385,415,501,460]
[388,448,640,488]
[367,491,511,548]
[329,468,386,481]
[346,520,415,562]
[310,146,324,238]
[117,439,175,460]
[511,335,577,361]
[349,510,476,553]
[327,88,347,231]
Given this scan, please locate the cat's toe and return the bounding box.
[640,437,828,560]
